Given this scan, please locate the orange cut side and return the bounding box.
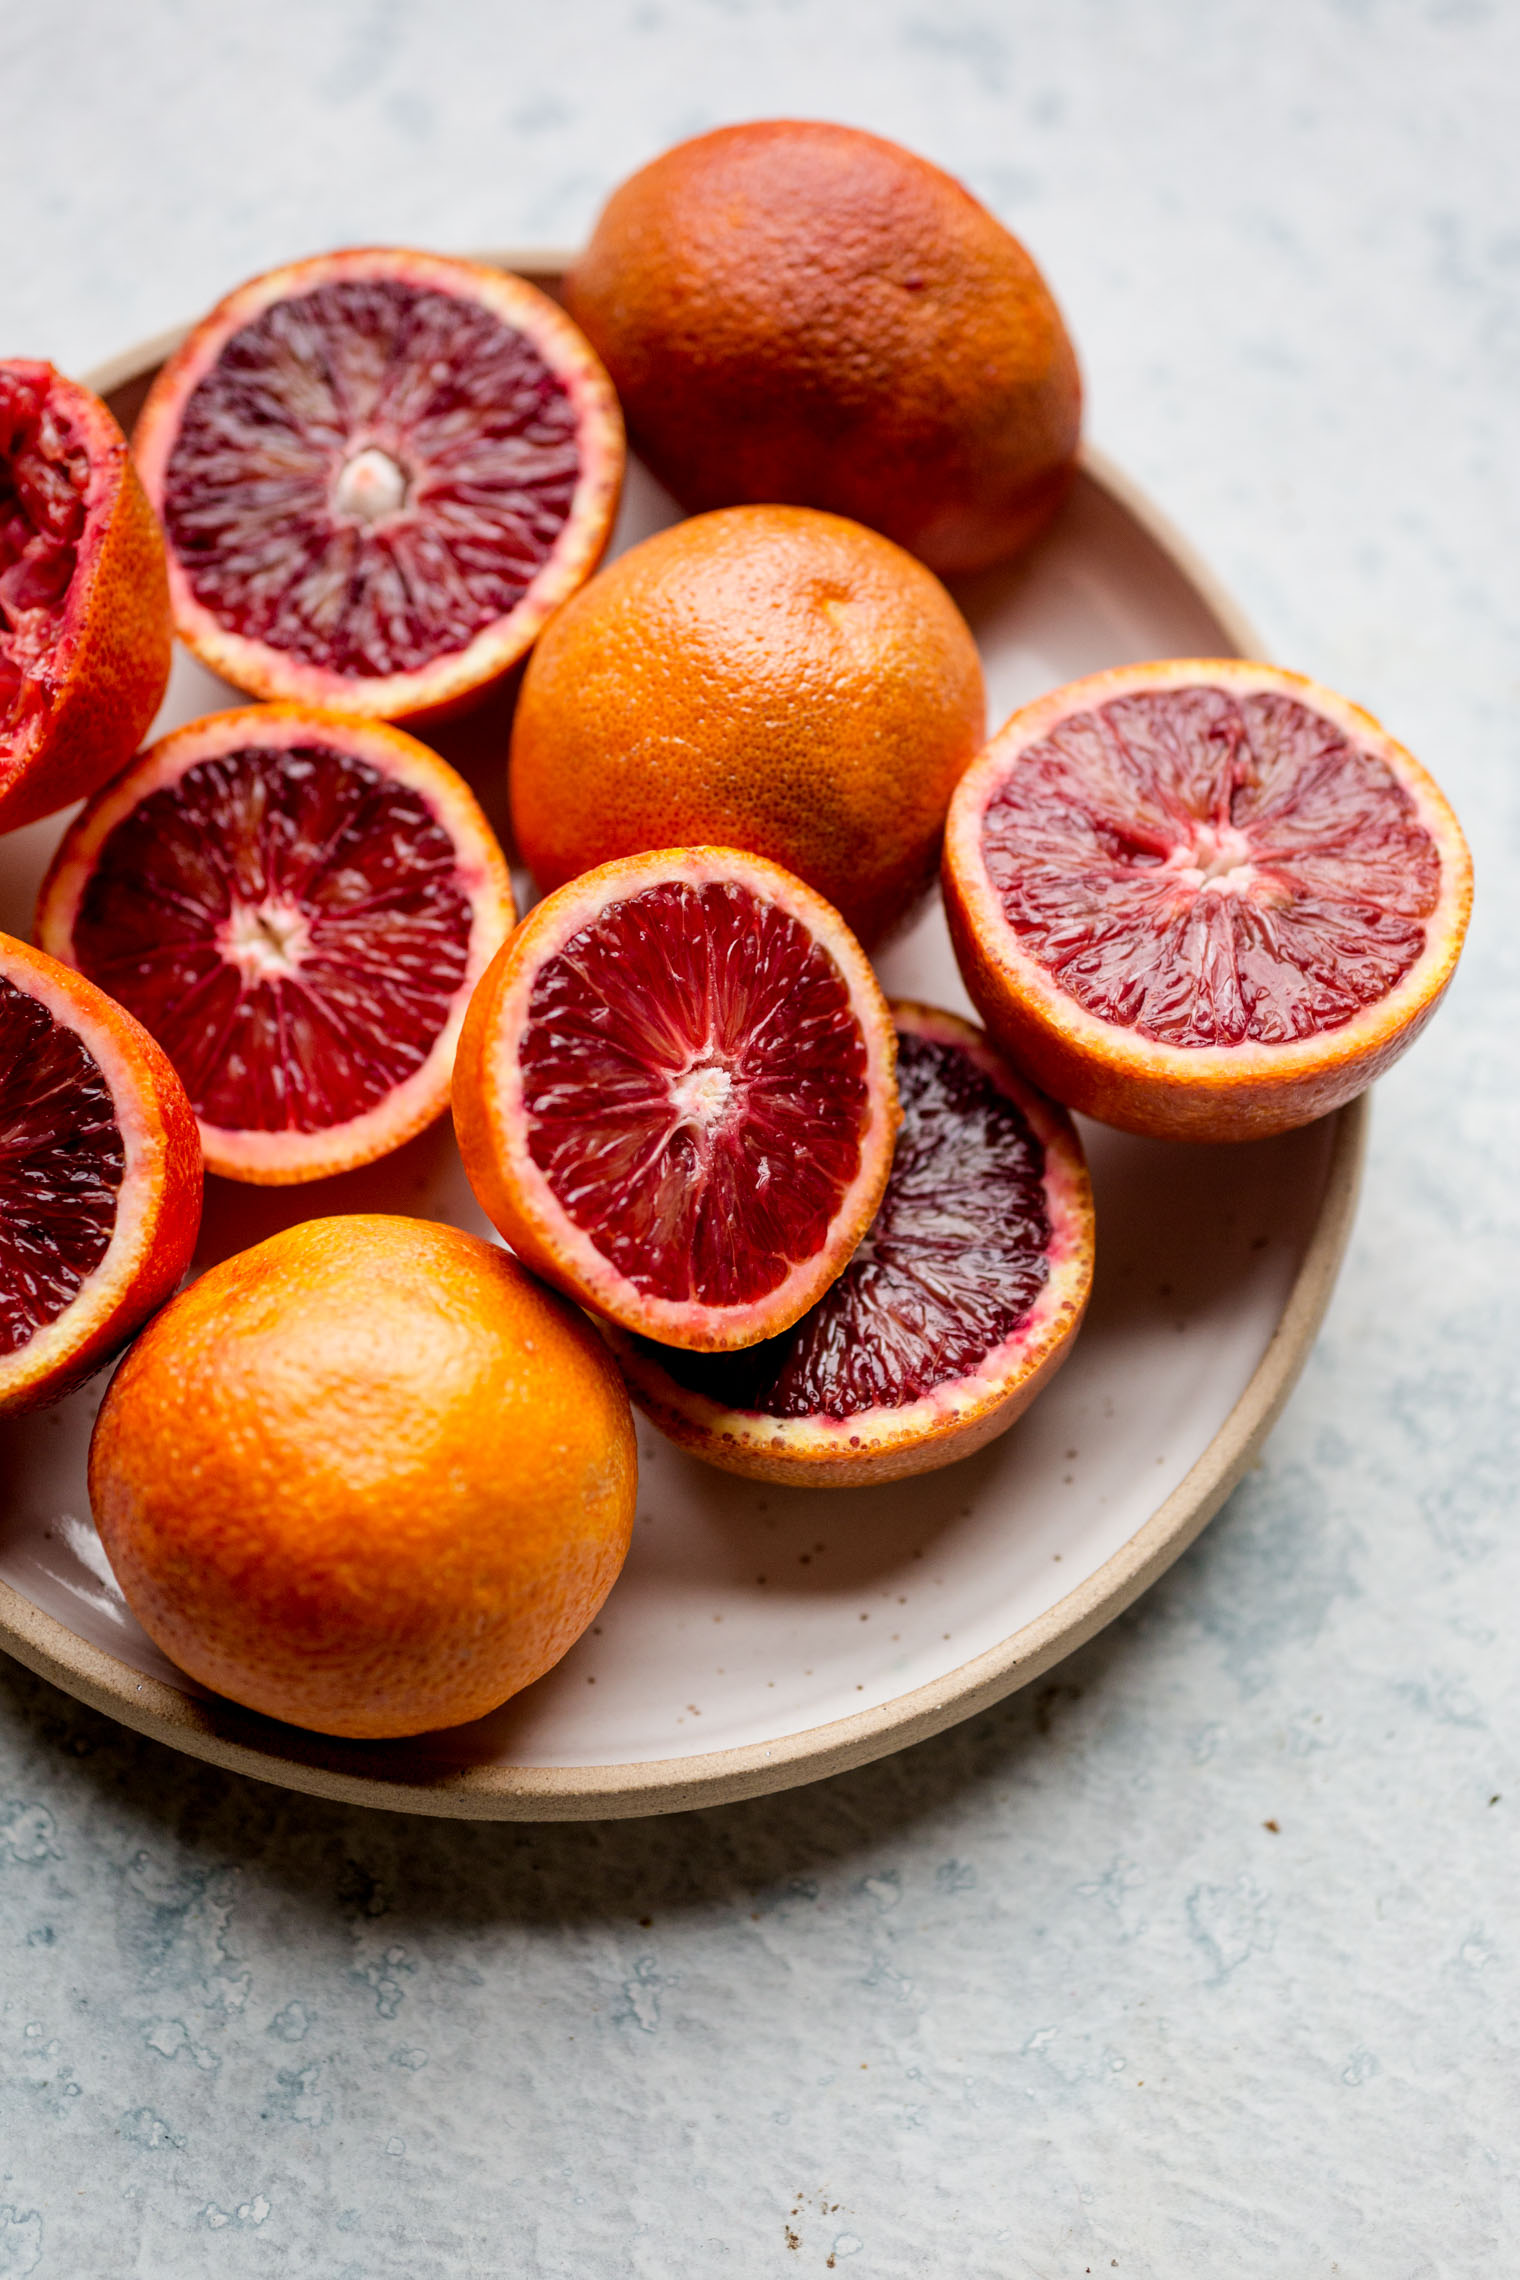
[943,659,1473,1141]
[0,932,201,1414]
[37,705,514,1183]
[0,361,171,833]
[454,847,900,1351]
[131,248,624,724]
[610,1003,1094,1486]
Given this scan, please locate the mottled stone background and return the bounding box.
[2,3,1516,2273]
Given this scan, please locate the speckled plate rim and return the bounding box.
[0,256,1369,1820]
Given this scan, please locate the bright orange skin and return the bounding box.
[508,506,986,948]
[0,364,172,833]
[0,933,201,1415]
[89,1215,638,1739]
[565,121,1081,576]
[943,660,1475,1142]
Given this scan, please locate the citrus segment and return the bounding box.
[454,848,899,1350]
[88,1215,638,1738]
[36,705,514,1183]
[0,932,201,1414]
[132,249,624,722]
[944,661,1472,1141]
[508,504,985,947]
[612,1004,1093,1485]
[566,120,1081,575]
[0,361,171,832]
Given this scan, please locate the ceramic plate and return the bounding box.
[0,260,1365,1819]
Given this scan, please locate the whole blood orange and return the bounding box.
[132,249,624,724]
[0,362,171,833]
[508,505,985,948]
[454,846,900,1351]
[0,932,200,1415]
[566,121,1081,576]
[37,704,514,1183]
[88,1215,638,1738]
[611,1003,1094,1487]
[943,660,1474,1142]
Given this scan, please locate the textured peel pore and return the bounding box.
[982,686,1441,1048]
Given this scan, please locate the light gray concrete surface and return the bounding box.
[2,3,1516,2273]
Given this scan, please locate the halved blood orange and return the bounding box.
[944,660,1473,1141]
[0,932,200,1415]
[36,705,514,1184]
[0,361,171,833]
[131,248,625,724]
[609,1003,1094,1486]
[453,847,900,1351]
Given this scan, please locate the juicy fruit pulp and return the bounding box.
[983,684,1440,1048]
[0,368,88,735]
[0,973,123,1355]
[160,277,581,680]
[522,878,870,1308]
[642,1026,1052,1417]
[67,741,472,1135]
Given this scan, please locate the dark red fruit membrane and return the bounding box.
[162,279,581,678]
[0,975,123,1354]
[522,880,870,1308]
[68,744,471,1134]
[0,368,88,735]
[637,1029,1050,1418]
[983,686,1442,1048]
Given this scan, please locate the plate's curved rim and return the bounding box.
[0,266,1366,1822]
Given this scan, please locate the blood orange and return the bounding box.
[566,120,1081,575]
[36,705,514,1184]
[611,1004,1094,1486]
[90,1215,638,1738]
[944,660,1473,1142]
[453,847,899,1351]
[0,932,200,1415]
[0,361,171,833]
[508,504,985,949]
[131,249,624,724]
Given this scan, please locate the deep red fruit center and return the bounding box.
[522,880,870,1310]
[161,278,582,679]
[0,370,89,738]
[982,686,1442,1048]
[69,744,472,1135]
[0,975,124,1354]
[644,1030,1051,1418]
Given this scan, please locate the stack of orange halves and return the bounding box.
[0,122,1471,1738]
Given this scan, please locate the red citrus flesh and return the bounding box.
[36,706,514,1184]
[454,847,900,1350]
[611,1003,1093,1485]
[0,361,171,832]
[944,660,1473,1140]
[0,932,201,1413]
[131,250,624,723]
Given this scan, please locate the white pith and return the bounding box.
[944,657,1473,1093]
[332,444,409,524]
